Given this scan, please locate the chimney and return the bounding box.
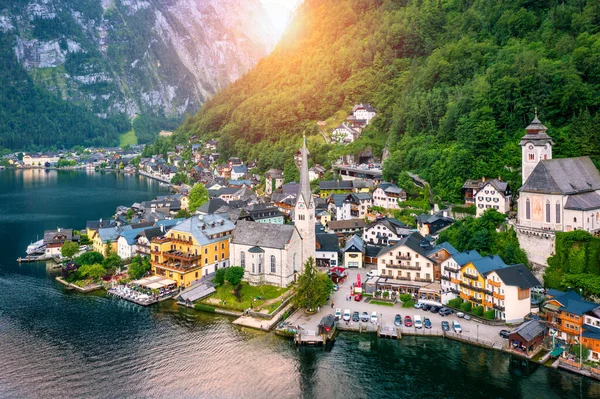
[160,224,165,233]
[482,177,486,182]
[498,176,502,181]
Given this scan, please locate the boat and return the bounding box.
[26,239,46,255]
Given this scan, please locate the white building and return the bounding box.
[352,103,377,124]
[327,193,372,221]
[372,182,406,209]
[22,153,60,167]
[332,123,360,144]
[486,265,540,323]
[440,250,482,304]
[363,218,412,246]
[515,113,600,266]
[316,233,339,268]
[265,169,284,195]
[474,179,512,217]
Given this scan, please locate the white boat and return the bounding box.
[26,239,46,255]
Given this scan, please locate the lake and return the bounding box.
[0,169,598,398]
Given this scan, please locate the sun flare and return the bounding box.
[261,0,300,36]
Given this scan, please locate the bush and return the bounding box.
[447,298,463,308]
[460,301,472,312]
[225,266,245,286]
[484,310,496,319]
[400,293,412,303]
[213,268,226,286]
[402,300,415,308]
[473,306,484,317]
[570,344,590,360]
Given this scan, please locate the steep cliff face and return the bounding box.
[1,0,279,120]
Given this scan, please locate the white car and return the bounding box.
[453,320,462,333]
[371,311,378,323]
[335,308,342,321]
[414,315,423,329]
[343,309,351,321]
[366,270,379,278]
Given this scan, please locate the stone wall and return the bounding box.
[516,227,555,271]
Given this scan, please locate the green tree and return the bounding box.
[75,251,104,265]
[213,268,227,286]
[224,266,245,286]
[174,209,192,219]
[188,183,209,212]
[127,255,151,280]
[569,344,590,361]
[293,257,333,311]
[103,252,123,273]
[171,172,190,185]
[60,241,79,258]
[76,263,107,281]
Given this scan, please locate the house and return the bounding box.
[205,139,218,151]
[44,228,76,256]
[326,219,367,237]
[316,233,339,268]
[485,264,540,322]
[343,235,365,268]
[516,113,600,266]
[22,153,60,167]
[92,225,133,256]
[463,178,512,216]
[308,164,326,181]
[363,218,412,246]
[230,220,302,287]
[231,165,248,181]
[372,182,407,209]
[135,227,165,256]
[159,130,173,137]
[508,320,547,356]
[246,204,285,224]
[332,123,360,144]
[265,169,284,195]
[150,214,234,287]
[416,213,454,237]
[117,226,157,259]
[440,250,482,304]
[327,193,372,221]
[352,103,377,125]
[542,289,599,344]
[85,219,115,238]
[196,199,228,215]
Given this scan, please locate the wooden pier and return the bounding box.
[378,325,402,340]
[18,255,62,266]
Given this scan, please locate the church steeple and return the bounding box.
[520,109,554,184]
[294,133,315,264]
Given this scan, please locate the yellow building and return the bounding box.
[151,214,235,287]
[459,255,507,310]
[91,225,131,256]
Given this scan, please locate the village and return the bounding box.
[9,106,600,381]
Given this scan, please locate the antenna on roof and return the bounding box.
[534,107,538,119]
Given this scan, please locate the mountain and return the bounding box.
[173,0,600,202]
[0,0,280,148]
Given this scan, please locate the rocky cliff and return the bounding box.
[0,0,279,120]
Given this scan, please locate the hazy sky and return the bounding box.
[260,0,302,34]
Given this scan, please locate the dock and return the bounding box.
[17,254,61,264]
[378,325,402,339]
[294,329,325,345]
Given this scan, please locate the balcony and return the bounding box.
[394,276,411,281]
[449,288,461,295]
[483,289,493,296]
[440,275,451,281]
[152,236,171,244]
[170,237,194,245]
[396,254,412,261]
[493,292,505,301]
[445,265,460,273]
[459,292,470,301]
[414,277,432,283]
[463,272,478,280]
[483,300,494,308]
[487,279,501,288]
[163,250,202,262]
[493,304,505,312]
[450,278,461,285]
[460,282,484,293]
[470,296,482,304]
[386,262,420,270]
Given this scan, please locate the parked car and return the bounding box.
[354,294,362,301]
[333,284,339,291]
[371,311,378,324]
[421,304,431,311]
[464,314,471,321]
[361,312,370,322]
[439,308,453,316]
[404,316,413,327]
[352,311,360,322]
[456,312,465,318]
[335,308,342,321]
[430,306,440,313]
[414,315,423,329]
[423,317,432,329]
[441,321,450,331]
[452,321,462,333]
[414,302,422,309]
[394,314,402,326]
[343,309,351,322]
[366,270,379,278]
[499,329,510,339]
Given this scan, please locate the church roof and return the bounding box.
[231,220,296,249]
[564,191,600,211]
[519,115,554,146]
[521,157,600,194]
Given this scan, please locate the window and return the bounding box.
[556,201,561,223]
[252,263,255,273]
[546,200,551,223]
[240,251,245,268]
[271,255,276,273]
[293,254,296,272]
[526,198,531,219]
[528,153,535,161]
[574,217,577,223]
[258,258,262,273]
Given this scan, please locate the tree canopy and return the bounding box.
[60,241,79,258]
[293,257,333,311]
[225,266,245,287]
[74,251,104,266]
[188,183,209,212]
[128,255,151,280]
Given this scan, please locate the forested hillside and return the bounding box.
[175,0,600,201]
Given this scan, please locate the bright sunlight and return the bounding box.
[261,0,300,36]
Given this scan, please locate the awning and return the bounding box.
[146,282,164,290]
[544,303,561,311]
[550,347,564,357]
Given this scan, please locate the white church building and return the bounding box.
[515,113,600,266]
[230,136,316,287]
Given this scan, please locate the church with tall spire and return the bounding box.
[294,134,316,265]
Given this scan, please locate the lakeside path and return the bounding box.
[286,267,509,348]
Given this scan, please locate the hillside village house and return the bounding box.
[308,164,326,181]
[150,214,234,287]
[327,193,372,221]
[318,180,370,198]
[44,228,76,256]
[352,103,377,124]
[343,235,365,268]
[463,178,512,216]
[332,123,360,144]
[265,169,284,195]
[326,219,367,238]
[363,218,412,246]
[92,225,133,256]
[372,182,407,209]
[515,113,600,266]
[246,204,284,224]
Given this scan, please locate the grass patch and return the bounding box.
[203,283,289,312]
[119,129,138,147]
[370,300,394,307]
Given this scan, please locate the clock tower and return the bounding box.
[520,109,554,184]
[294,134,316,265]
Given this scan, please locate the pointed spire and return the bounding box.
[298,133,312,206]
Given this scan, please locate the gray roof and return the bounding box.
[377,232,434,259]
[564,191,600,211]
[97,225,132,243]
[510,320,546,342]
[521,157,600,195]
[493,264,540,289]
[316,233,339,252]
[177,280,216,302]
[197,198,228,214]
[344,234,365,253]
[452,250,482,266]
[471,255,507,276]
[171,214,234,245]
[519,116,554,146]
[231,220,296,249]
[481,179,509,194]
